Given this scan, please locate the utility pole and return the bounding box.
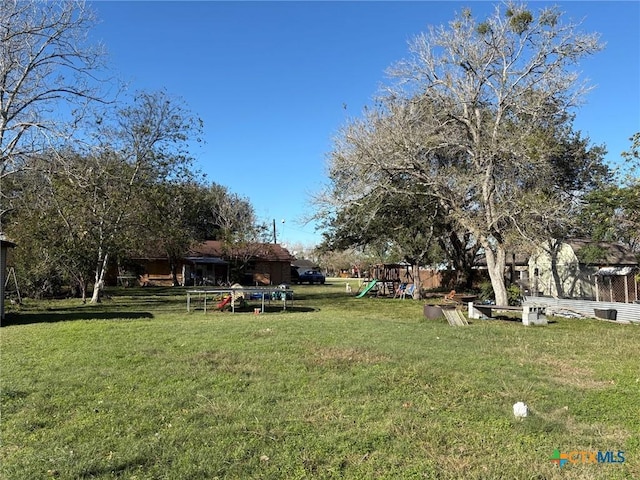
[273,219,277,244]
[272,218,285,244]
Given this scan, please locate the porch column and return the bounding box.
[608,277,613,302]
[624,274,629,303]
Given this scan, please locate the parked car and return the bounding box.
[298,269,325,284]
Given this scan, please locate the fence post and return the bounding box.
[624,275,629,303]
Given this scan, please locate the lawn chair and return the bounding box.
[401,284,415,300]
[394,283,407,299]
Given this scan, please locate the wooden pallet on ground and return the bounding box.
[443,308,469,326]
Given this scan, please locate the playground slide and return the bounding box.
[217,296,232,310]
[356,280,378,298]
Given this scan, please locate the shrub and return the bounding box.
[478,280,494,301]
[507,284,523,306]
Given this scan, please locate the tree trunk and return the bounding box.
[439,232,477,290]
[482,240,508,305]
[548,240,565,298]
[91,252,108,303]
[170,257,179,287]
[412,264,422,300]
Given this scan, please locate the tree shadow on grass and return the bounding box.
[106,286,182,298]
[261,305,317,313]
[2,311,154,327]
[483,314,557,325]
[294,290,353,301]
[78,456,156,479]
[209,305,318,315]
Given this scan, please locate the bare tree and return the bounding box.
[202,183,265,242]
[324,2,603,305]
[0,0,106,182]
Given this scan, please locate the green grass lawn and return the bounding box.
[1,282,638,479]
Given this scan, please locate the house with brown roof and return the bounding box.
[131,241,295,287]
[528,239,639,302]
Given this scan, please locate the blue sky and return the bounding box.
[90,1,640,248]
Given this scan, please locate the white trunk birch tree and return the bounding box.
[88,91,201,303]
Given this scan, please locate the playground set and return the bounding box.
[355,263,415,298]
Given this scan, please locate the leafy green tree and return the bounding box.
[132,179,266,286]
[5,150,126,300]
[135,179,204,286]
[578,134,639,256]
[6,91,201,302]
[320,176,447,297]
[84,91,202,302]
[524,131,610,297]
[580,192,639,254]
[437,230,481,290]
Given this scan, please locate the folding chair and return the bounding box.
[393,283,407,299]
[401,284,415,300]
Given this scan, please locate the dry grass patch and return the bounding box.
[503,342,612,390]
[534,353,613,390]
[540,405,632,444]
[305,345,391,368]
[188,350,259,376]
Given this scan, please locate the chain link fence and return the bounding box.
[595,269,640,303]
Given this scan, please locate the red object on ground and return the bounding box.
[217,296,232,310]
